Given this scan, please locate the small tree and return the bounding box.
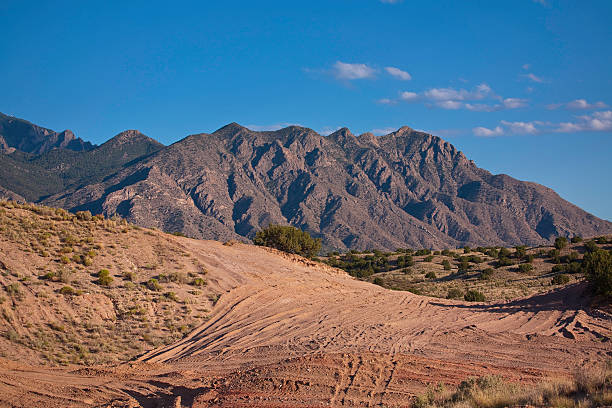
[554,237,568,250]
[583,249,612,297]
[97,269,113,286]
[253,224,321,258]
[442,259,451,271]
[464,290,486,302]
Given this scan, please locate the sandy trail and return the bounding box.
[142,241,610,374]
[0,240,610,407]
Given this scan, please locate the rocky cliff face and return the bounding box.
[43,123,612,250]
[0,113,93,154]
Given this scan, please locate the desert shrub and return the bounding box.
[458,259,470,272]
[253,224,321,258]
[146,278,162,291]
[71,254,82,263]
[498,247,511,258]
[463,246,471,254]
[566,261,582,274]
[415,249,432,256]
[497,257,513,268]
[551,274,570,285]
[468,255,483,263]
[86,250,97,258]
[164,292,179,302]
[596,236,609,244]
[441,249,453,257]
[397,255,414,267]
[570,235,583,243]
[514,245,527,259]
[486,248,499,258]
[585,240,599,253]
[82,256,93,266]
[425,271,436,279]
[6,283,21,298]
[552,264,566,273]
[583,249,612,297]
[433,250,441,255]
[191,277,206,287]
[75,210,92,221]
[442,259,451,270]
[60,246,73,253]
[41,272,56,281]
[479,268,493,280]
[168,271,188,284]
[424,255,434,262]
[518,263,533,273]
[464,290,486,302]
[122,271,135,281]
[446,288,463,299]
[60,255,70,264]
[97,269,113,286]
[555,236,568,250]
[372,277,384,286]
[58,285,80,296]
[525,254,534,263]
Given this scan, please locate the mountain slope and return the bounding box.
[0,128,164,202]
[0,112,93,154]
[43,123,612,250]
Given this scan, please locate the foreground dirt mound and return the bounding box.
[0,205,610,407]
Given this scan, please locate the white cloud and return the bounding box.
[524,73,544,83]
[318,126,342,136]
[465,103,499,112]
[436,100,463,110]
[473,126,504,137]
[500,120,539,134]
[377,98,395,105]
[246,122,301,131]
[556,110,612,132]
[522,63,531,70]
[379,0,402,3]
[566,99,608,110]
[399,91,418,101]
[503,98,528,109]
[371,127,396,136]
[385,66,412,80]
[547,99,608,110]
[533,0,549,5]
[424,83,492,101]
[332,61,376,80]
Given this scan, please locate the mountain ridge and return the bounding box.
[1,112,610,250]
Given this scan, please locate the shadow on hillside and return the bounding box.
[430,283,610,318]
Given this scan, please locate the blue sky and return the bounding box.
[1,0,611,220]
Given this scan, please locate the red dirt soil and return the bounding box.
[1,240,610,407]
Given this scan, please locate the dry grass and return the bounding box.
[0,201,216,366]
[414,363,612,407]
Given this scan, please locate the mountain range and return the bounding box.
[1,112,610,250]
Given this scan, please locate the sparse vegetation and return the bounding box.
[97,269,113,286]
[464,290,486,302]
[253,224,322,258]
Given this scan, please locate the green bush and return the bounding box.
[59,285,81,296]
[425,271,436,279]
[479,268,493,280]
[497,257,513,268]
[191,277,206,287]
[583,249,612,297]
[415,249,432,256]
[554,237,568,250]
[372,277,384,286]
[97,269,113,286]
[424,255,434,262]
[584,240,598,253]
[464,290,486,302]
[551,274,570,285]
[571,236,583,243]
[253,224,321,258]
[514,246,527,259]
[518,263,533,273]
[146,278,162,291]
[446,288,463,299]
[442,259,451,270]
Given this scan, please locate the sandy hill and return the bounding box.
[0,202,610,407]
